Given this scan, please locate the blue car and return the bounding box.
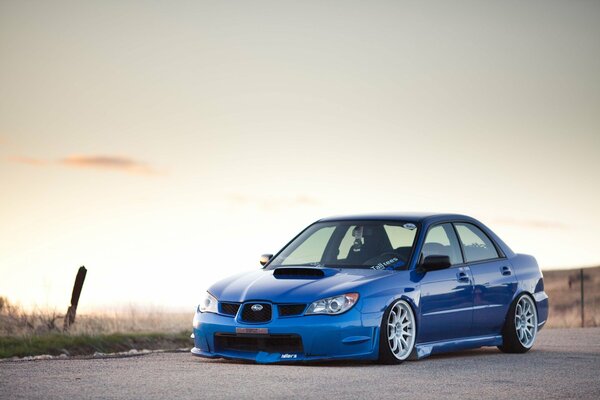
[192,213,548,364]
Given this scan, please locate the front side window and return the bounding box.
[454,223,499,262]
[269,221,419,270]
[421,223,463,265]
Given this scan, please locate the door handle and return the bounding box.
[501,266,512,276]
[456,271,470,283]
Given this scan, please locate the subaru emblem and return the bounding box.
[251,304,263,312]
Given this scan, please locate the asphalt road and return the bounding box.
[1,328,599,400]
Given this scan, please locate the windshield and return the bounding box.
[268,220,419,270]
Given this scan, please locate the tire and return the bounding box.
[378,299,417,364]
[498,293,538,353]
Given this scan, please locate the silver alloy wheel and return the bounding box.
[387,300,416,360]
[515,295,538,348]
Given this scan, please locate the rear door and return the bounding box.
[417,223,474,343]
[454,222,518,337]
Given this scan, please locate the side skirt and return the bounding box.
[415,335,503,359]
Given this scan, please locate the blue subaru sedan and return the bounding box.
[192,213,548,364]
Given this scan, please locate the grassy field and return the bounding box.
[0,332,191,359]
[0,297,192,359]
[1,266,598,358]
[543,265,600,328]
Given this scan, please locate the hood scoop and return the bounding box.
[273,267,336,279]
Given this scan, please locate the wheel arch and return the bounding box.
[502,290,538,329]
[380,295,420,329]
[377,296,419,362]
[374,294,420,345]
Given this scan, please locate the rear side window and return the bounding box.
[454,223,499,263]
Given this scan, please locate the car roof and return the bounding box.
[317,212,476,224]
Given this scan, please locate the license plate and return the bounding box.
[236,327,268,335]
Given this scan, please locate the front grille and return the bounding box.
[220,302,240,316]
[214,334,303,354]
[241,303,272,323]
[278,304,306,317]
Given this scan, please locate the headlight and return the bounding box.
[305,293,359,315]
[198,292,218,314]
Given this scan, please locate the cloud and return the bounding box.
[60,155,158,175]
[9,154,158,175]
[494,218,568,230]
[227,193,320,211]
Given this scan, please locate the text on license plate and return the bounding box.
[235,327,268,334]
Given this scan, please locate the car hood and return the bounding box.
[208,267,395,303]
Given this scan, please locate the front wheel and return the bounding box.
[378,299,417,364]
[499,293,538,353]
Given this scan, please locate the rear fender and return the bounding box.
[507,254,548,328]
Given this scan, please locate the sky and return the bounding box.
[1,0,599,312]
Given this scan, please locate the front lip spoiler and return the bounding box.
[190,347,376,364]
[191,347,219,358]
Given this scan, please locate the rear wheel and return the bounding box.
[378,299,417,364]
[499,293,538,353]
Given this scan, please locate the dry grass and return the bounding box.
[0,297,191,337]
[0,297,63,336]
[68,311,191,335]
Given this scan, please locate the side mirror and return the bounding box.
[259,254,273,266]
[420,255,451,272]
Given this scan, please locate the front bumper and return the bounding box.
[192,307,382,363]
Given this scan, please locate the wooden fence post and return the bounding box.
[63,266,87,331]
[580,268,585,328]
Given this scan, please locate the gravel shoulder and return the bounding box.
[1,328,599,400]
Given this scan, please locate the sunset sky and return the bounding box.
[1,0,599,312]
